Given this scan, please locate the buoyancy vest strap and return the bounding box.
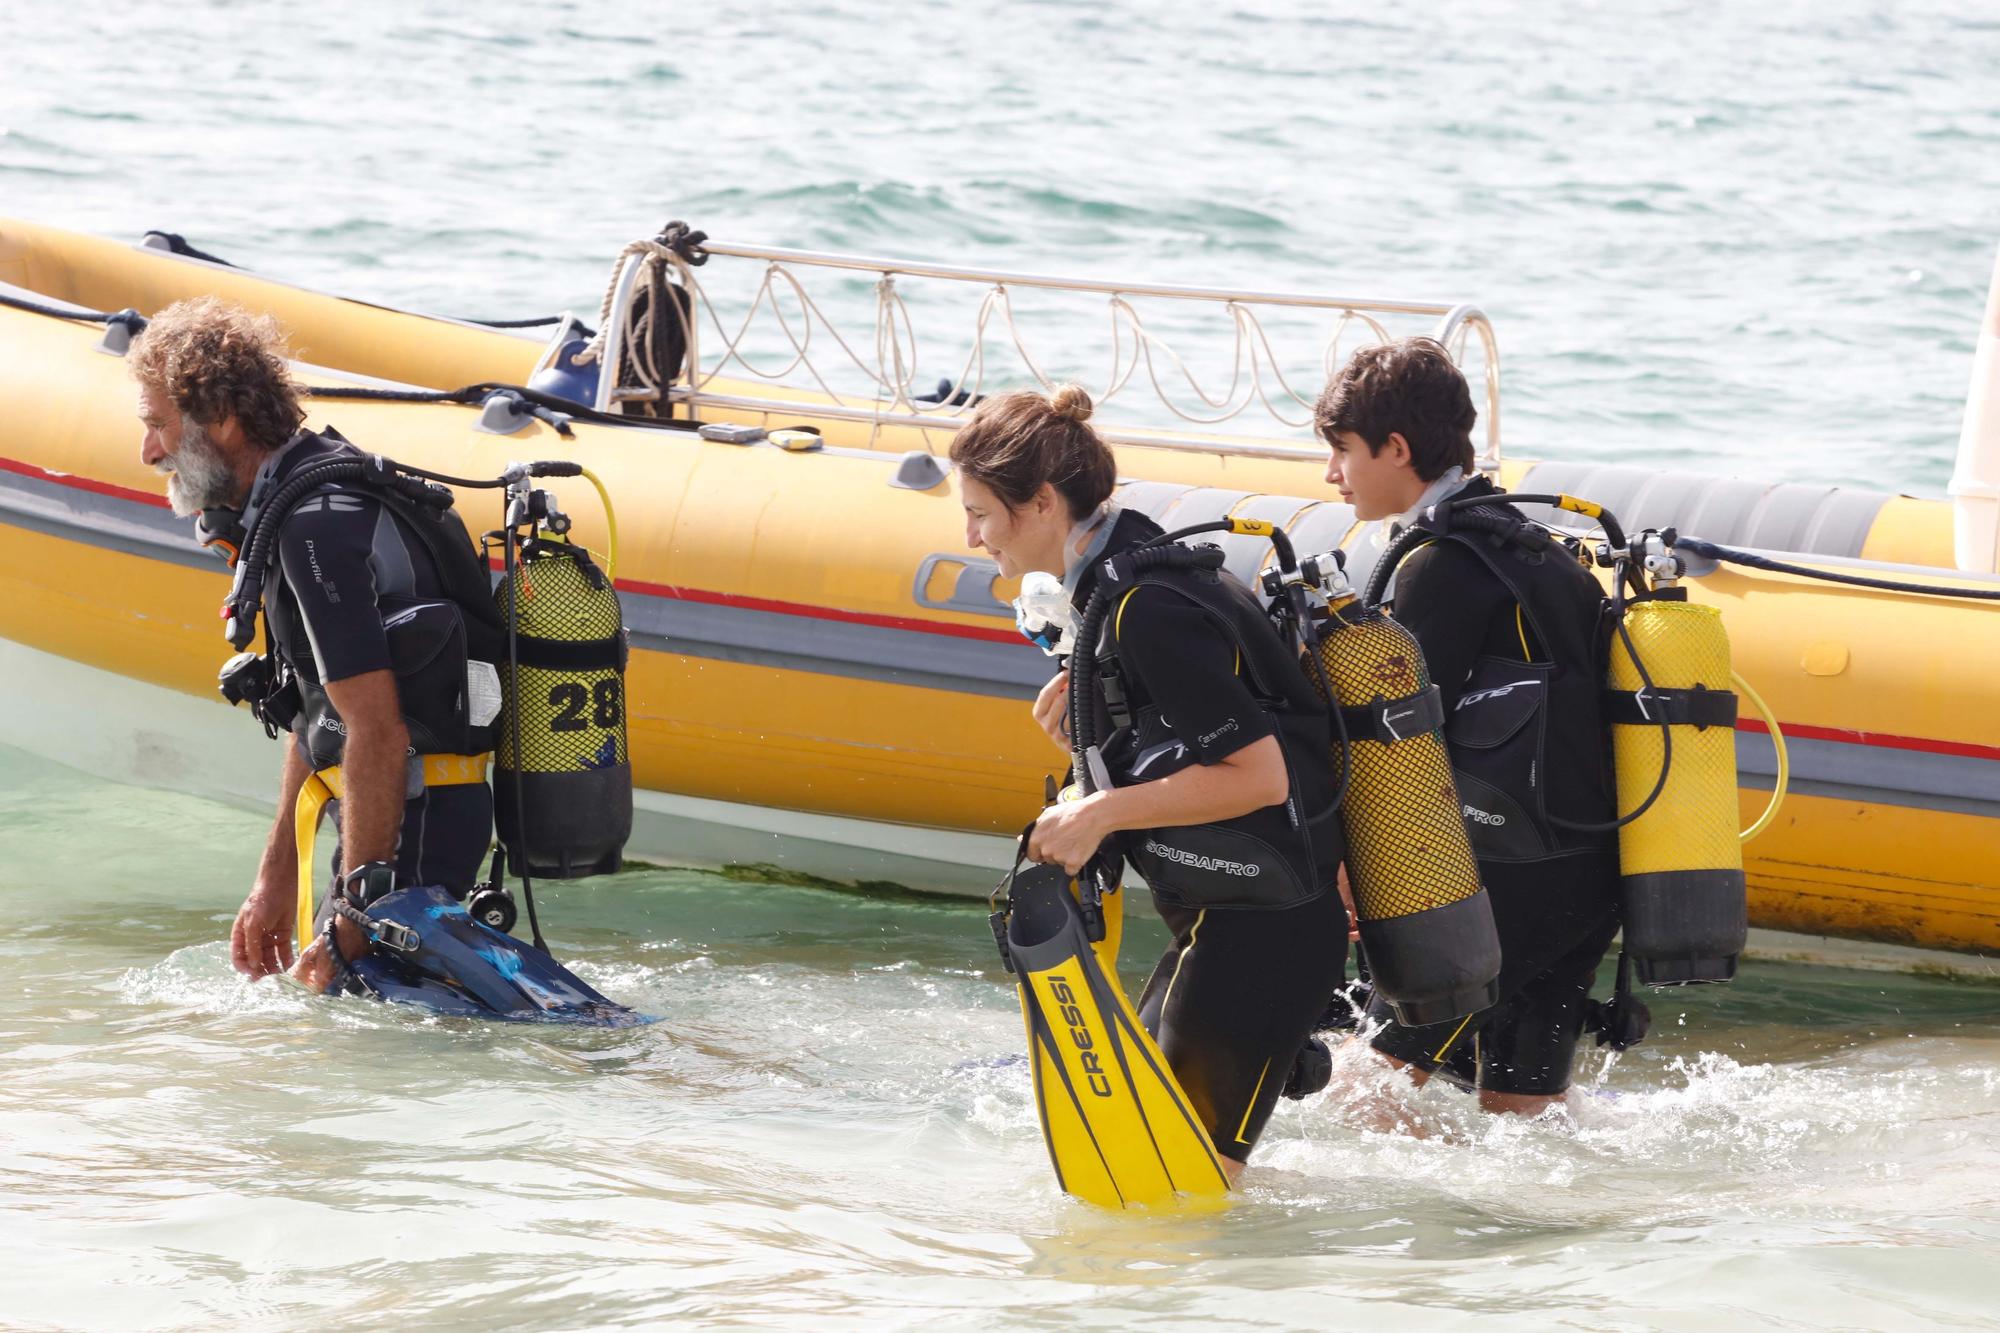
[1336,684,1446,745]
[361,480,507,639]
[293,770,337,957]
[290,753,492,956]
[1601,686,1737,729]
[1389,517,1561,662]
[1119,574,1291,698]
[1114,584,1244,681]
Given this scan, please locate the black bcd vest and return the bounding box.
[1086,549,1343,911]
[1406,483,1618,864]
[256,429,507,771]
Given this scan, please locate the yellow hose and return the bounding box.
[1733,669,1788,842]
[577,465,619,580]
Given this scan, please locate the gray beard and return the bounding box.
[157,419,238,517]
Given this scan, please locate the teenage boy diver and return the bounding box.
[955,385,1348,1186]
[1316,338,1622,1117]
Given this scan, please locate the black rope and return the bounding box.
[466,315,584,330]
[306,380,702,436]
[146,231,594,329]
[655,220,710,266]
[0,288,142,330]
[1676,536,2000,602]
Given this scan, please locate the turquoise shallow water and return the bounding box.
[7,3,2000,1327]
[6,748,2000,1329]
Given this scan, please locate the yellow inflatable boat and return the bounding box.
[2,218,1996,962]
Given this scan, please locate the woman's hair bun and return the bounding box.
[1049,382,1094,423]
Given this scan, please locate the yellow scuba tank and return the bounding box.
[1603,533,1747,983]
[1407,494,1751,986]
[1294,562,1501,1027]
[493,478,633,880]
[1059,516,1501,1029]
[1225,521,1499,1026]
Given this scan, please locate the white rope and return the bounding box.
[586,243,1455,438]
[571,239,675,369]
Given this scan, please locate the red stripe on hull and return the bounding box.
[0,454,171,510]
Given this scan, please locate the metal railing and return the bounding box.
[605,238,1504,468]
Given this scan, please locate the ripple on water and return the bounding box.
[5,1,2000,1323]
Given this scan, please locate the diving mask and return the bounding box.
[1013,571,1075,656]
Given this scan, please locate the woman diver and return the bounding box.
[953,385,1349,1183]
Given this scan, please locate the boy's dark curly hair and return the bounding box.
[1314,337,1476,482]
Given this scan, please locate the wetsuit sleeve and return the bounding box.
[1111,584,1275,763]
[274,490,394,683]
[1387,539,1516,708]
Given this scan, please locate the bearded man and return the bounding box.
[133,297,498,991]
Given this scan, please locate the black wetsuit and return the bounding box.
[257,433,495,897]
[1364,476,1620,1096]
[1073,510,1349,1159]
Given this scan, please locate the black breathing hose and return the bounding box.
[225,458,440,646]
[1676,536,2000,602]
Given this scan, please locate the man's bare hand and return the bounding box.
[287,913,365,995]
[230,882,295,979]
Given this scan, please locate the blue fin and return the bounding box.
[344,885,649,1026]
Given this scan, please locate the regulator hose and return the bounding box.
[224,457,449,648]
[1675,536,2000,602]
[1732,668,1790,842]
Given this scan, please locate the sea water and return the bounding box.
[4,1,2000,1326]
[5,750,2000,1327]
